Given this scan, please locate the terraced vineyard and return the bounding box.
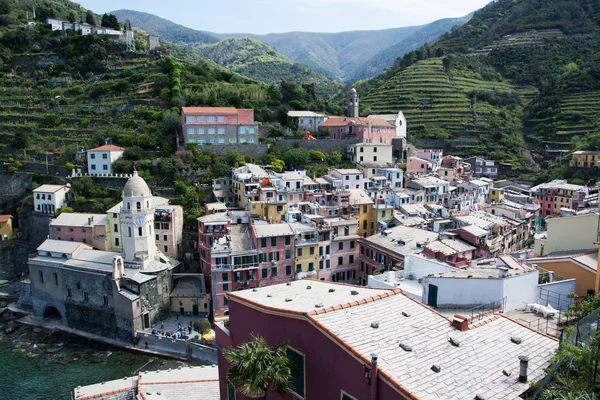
[556,91,600,136]
[360,57,529,162]
[0,54,168,165]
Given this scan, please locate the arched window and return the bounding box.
[127,202,131,210]
[136,202,141,210]
[127,226,132,237]
[138,227,143,237]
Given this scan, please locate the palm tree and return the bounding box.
[224,334,292,399]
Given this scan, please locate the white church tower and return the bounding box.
[121,170,156,269]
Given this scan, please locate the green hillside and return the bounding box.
[193,38,341,98]
[346,15,471,83]
[112,9,218,45]
[358,0,600,170]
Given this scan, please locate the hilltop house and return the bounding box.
[87,144,125,175]
[324,117,395,143]
[33,184,70,215]
[570,150,600,168]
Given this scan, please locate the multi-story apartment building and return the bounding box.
[348,143,393,164]
[570,150,600,168]
[324,117,395,143]
[181,107,258,146]
[464,156,499,178]
[530,179,584,218]
[415,149,443,171]
[251,222,295,286]
[348,189,375,237]
[406,176,449,204]
[406,156,435,175]
[290,222,319,277]
[328,168,365,190]
[457,179,491,205]
[231,164,269,209]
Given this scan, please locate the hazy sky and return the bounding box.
[77,0,491,34]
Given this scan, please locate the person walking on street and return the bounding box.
[144,341,149,349]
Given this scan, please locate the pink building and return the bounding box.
[251,222,295,286]
[328,169,365,190]
[406,156,435,175]
[415,149,443,170]
[49,213,108,250]
[181,107,258,145]
[323,117,395,143]
[216,280,558,400]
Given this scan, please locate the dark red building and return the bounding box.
[216,281,558,400]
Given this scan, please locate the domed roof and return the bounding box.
[350,88,357,93]
[123,170,151,198]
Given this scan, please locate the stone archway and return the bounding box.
[43,305,62,320]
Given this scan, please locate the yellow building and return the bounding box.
[371,203,394,231]
[528,250,597,297]
[348,189,375,237]
[291,223,319,275]
[0,215,13,240]
[570,151,600,168]
[170,276,210,316]
[534,212,599,257]
[249,200,286,223]
[489,187,505,203]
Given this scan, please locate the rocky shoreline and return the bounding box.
[0,307,193,369]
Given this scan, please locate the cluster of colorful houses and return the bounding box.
[15,91,600,399]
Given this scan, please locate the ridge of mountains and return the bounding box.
[111,9,470,82]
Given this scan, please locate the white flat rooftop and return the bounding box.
[228,280,388,314]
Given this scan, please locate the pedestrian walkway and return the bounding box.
[143,314,203,339]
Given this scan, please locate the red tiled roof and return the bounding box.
[0,215,10,223]
[324,117,394,127]
[181,107,239,114]
[88,145,125,152]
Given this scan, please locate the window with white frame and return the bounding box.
[186,116,195,123]
[217,116,225,122]
[217,128,225,135]
[229,137,236,143]
[198,116,205,122]
[187,127,195,135]
[198,128,205,135]
[209,138,216,143]
[248,138,255,143]
[208,116,216,122]
[239,138,247,143]
[248,127,255,134]
[208,128,216,135]
[199,140,205,145]
[218,138,225,143]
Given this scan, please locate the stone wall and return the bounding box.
[193,144,269,159]
[275,138,360,153]
[0,241,38,281]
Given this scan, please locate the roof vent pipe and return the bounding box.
[371,353,378,400]
[519,355,530,383]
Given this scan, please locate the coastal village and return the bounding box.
[0,6,600,400]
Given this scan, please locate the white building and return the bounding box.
[287,111,327,132]
[87,144,125,175]
[367,111,406,139]
[33,184,70,215]
[348,143,393,164]
[458,179,491,205]
[375,167,404,188]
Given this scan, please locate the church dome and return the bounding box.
[123,170,151,198]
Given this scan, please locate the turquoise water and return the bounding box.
[0,332,191,400]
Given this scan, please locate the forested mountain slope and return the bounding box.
[358,0,600,170]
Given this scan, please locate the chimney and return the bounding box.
[518,356,529,383]
[386,270,395,283]
[451,314,469,331]
[371,353,378,400]
[498,266,509,278]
